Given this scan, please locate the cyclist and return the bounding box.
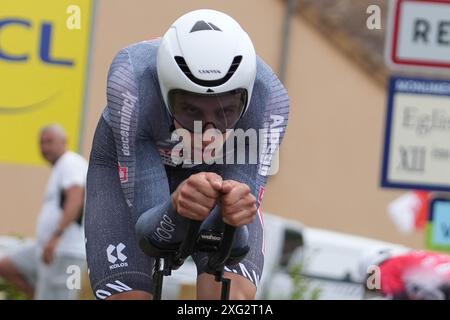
[85,9,289,300]
[360,247,450,300]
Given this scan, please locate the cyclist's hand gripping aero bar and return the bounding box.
[135,201,250,300]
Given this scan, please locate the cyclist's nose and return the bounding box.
[201,109,221,126]
[202,122,216,131]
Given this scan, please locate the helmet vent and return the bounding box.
[190,20,222,32]
[174,55,243,87]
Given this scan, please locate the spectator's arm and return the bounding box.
[54,185,85,236]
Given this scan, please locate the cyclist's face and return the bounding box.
[40,130,66,164]
[169,89,246,133]
[172,94,240,152]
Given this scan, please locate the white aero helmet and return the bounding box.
[157,9,257,131]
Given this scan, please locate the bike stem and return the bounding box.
[152,221,237,300]
[152,220,202,300]
[207,224,236,300]
[173,220,202,268]
[153,258,166,300]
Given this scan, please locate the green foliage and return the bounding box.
[289,263,322,300]
[0,278,28,300]
[0,234,29,300]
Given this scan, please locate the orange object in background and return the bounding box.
[388,190,431,234]
[414,191,431,230]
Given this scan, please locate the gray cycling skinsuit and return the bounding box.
[85,39,289,299]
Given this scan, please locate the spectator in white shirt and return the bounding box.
[0,124,88,299]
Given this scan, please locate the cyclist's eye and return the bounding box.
[222,107,238,117]
[182,105,201,116]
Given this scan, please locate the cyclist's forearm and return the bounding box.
[136,197,189,249]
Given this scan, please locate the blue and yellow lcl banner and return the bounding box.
[0,0,93,165]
